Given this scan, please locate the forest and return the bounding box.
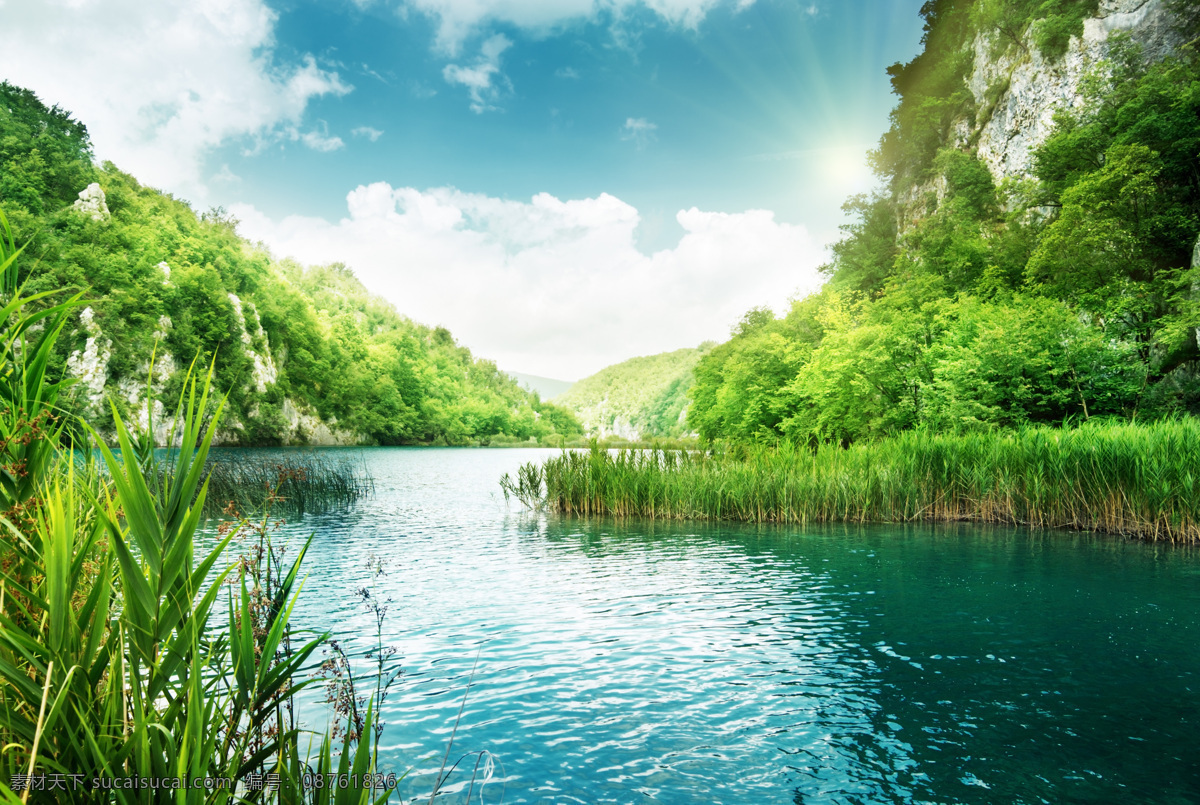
[5,2,1200,803]
[687,0,1200,447]
[554,345,712,440]
[0,81,582,447]
[502,0,1200,542]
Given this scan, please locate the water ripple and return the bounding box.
[204,447,1200,805]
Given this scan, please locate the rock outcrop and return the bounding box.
[902,0,1186,221]
[65,307,111,411]
[967,0,1182,182]
[280,398,363,446]
[1194,234,1200,351]
[72,183,109,221]
[65,279,364,446]
[228,293,278,393]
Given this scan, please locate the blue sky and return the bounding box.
[2,0,926,379]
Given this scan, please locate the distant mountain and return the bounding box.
[555,345,714,439]
[507,372,575,401]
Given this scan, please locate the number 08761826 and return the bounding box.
[299,772,398,791]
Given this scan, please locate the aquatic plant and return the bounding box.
[503,421,1200,542]
[200,453,375,518]
[0,231,396,803]
[317,553,401,748]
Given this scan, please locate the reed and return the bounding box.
[502,421,1200,542]
[0,368,394,803]
[199,453,374,518]
[0,216,395,804]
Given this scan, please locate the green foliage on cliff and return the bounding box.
[971,0,1102,59]
[0,81,582,446]
[873,0,1104,187]
[555,346,712,439]
[690,14,1200,446]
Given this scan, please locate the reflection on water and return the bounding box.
[203,447,1200,804]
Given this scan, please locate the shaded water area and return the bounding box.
[203,447,1200,804]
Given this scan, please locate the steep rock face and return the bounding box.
[901,0,1184,222]
[1194,234,1200,350]
[64,290,365,446]
[594,411,640,441]
[114,318,176,445]
[279,398,363,446]
[967,0,1182,182]
[227,293,278,394]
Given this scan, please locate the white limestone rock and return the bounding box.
[212,417,246,446]
[280,398,363,446]
[899,0,1185,231]
[970,0,1181,182]
[1193,234,1200,351]
[73,183,110,222]
[605,416,640,441]
[228,293,278,393]
[114,341,179,445]
[65,307,111,409]
[227,293,253,346]
[154,315,172,342]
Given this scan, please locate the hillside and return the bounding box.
[0,82,583,446]
[507,372,574,401]
[688,0,1200,445]
[555,345,712,439]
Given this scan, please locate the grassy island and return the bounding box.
[503,420,1200,542]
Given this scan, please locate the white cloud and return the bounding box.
[352,126,385,141]
[299,132,345,152]
[621,117,657,148]
[294,120,345,152]
[403,0,754,54]
[555,66,581,79]
[0,0,351,203]
[233,184,824,380]
[212,164,242,185]
[442,34,513,112]
[408,79,439,98]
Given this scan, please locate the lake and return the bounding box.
[206,447,1200,804]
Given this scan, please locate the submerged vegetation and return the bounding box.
[503,419,1200,542]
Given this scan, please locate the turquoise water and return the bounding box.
[208,447,1200,804]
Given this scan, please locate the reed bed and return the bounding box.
[200,453,375,517]
[501,420,1200,542]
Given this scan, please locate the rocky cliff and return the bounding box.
[969,0,1182,177]
[901,0,1189,219]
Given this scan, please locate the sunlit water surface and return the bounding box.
[203,447,1200,804]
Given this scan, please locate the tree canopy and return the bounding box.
[690,16,1200,446]
[0,83,582,446]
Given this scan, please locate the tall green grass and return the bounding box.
[0,210,395,804]
[200,453,374,518]
[502,421,1200,542]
